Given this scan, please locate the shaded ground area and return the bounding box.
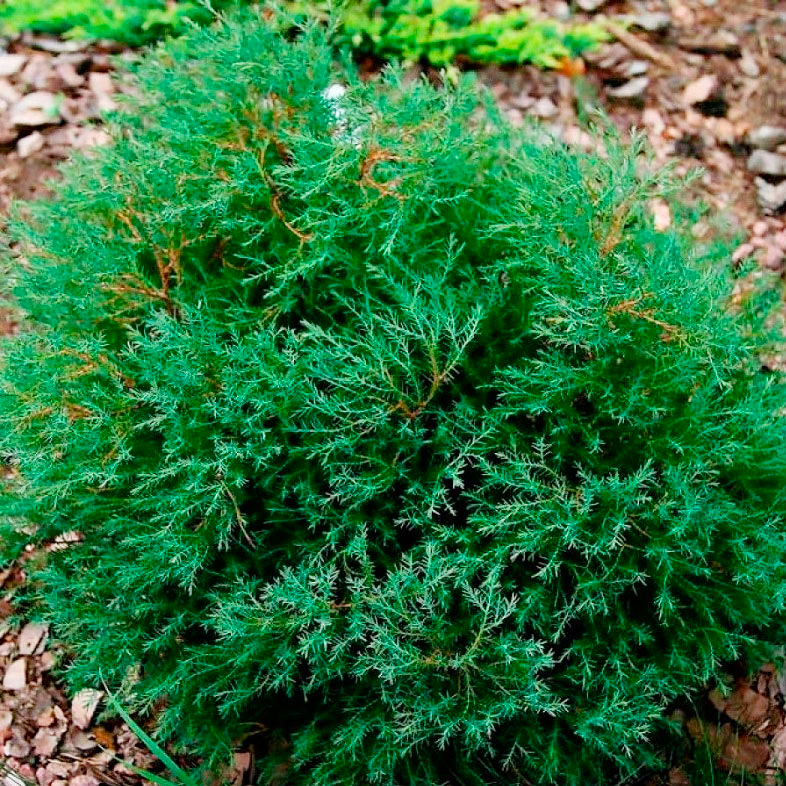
[1,1,786,783]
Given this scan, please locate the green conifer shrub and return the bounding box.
[1,0,607,69]
[336,0,609,69]
[0,0,236,46]
[2,10,786,785]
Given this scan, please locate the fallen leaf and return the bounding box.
[769,724,786,768]
[69,729,98,752]
[36,707,55,727]
[682,74,718,106]
[732,243,755,263]
[69,776,99,786]
[708,687,728,713]
[4,730,31,758]
[722,686,770,730]
[721,731,770,772]
[17,622,48,655]
[3,657,27,691]
[32,728,60,758]
[93,726,115,750]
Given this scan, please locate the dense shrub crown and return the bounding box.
[3,12,786,785]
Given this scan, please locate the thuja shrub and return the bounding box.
[3,10,786,784]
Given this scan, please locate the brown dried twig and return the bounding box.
[359,150,405,200]
[600,20,675,69]
[607,294,682,339]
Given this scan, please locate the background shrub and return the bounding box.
[327,0,608,69]
[0,0,607,68]
[2,10,786,785]
[0,0,234,45]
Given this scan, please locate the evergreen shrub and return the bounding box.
[0,0,236,46]
[1,0,607,70]
[2,10,786,785]
[335,0,609,69]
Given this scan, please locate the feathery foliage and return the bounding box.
[2,10,786,784]
[338,0,608,68]
[0,0,606,69]
[0,0,233,46]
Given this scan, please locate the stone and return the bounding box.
[3,657,27,690]
[576,0,608,10]
[748,126,786,151]
[71,688,103,729]
[755,178,786,215]
[607,77,649,100]
[88,72,114,95]
[532,97,558,118]
[9,91,61,127]
[651,199,671,231]
[551,1,570,20]
[0,54,26,78]
[748,150,786,177]
[508,92,534,110]
[624,60,649,78]
[17,621,49,655]
[708,117,735,145]
[35,767,54,786]
[739,52,760,78]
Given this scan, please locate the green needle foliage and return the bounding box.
[2,9,786,785]
[338,0,608,68]
[0,0,235,46]
[0,0,606,69]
